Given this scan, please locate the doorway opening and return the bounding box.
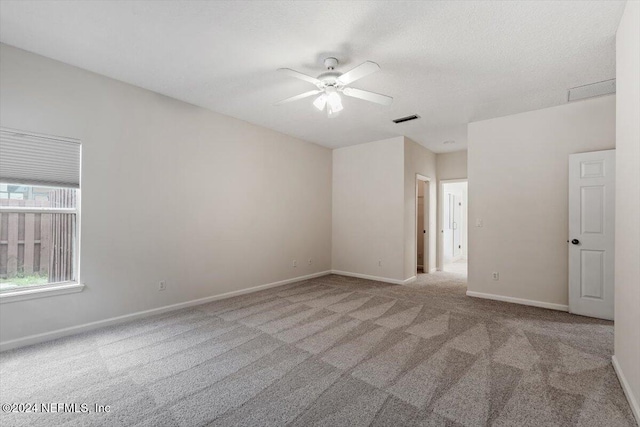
[416,178,429,273]
[441,180,468,277]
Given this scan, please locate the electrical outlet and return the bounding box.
[292,260,297,268]
[492,272,499,281]
[159,280,167,291]
[378,259,382,267]
[308,258,312,265]
[476,218,483,227]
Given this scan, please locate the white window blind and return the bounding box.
[0,128,81,188]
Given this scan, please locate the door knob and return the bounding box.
[571,239,580,245]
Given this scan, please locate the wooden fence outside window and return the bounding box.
[0,189,76,283]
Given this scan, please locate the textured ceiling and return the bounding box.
[0,1,625,152]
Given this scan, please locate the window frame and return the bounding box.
[0,186,83,303]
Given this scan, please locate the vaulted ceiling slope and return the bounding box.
[0,1,625,152]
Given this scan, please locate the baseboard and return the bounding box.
[331,270,415,285]
[403,275,417,285]
[612,355,640,424]
[466,290,569,312]
[0,270,331,352]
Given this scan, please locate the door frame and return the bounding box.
[438,178,468,271]
[415,174,432,274]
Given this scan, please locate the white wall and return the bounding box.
[614,0,640,421]
[0,44,332,344]
[332,137,405,281]
[437,150,468,181]
[332,136,437,283]
[404,138,437,279]
[468,95,616,307]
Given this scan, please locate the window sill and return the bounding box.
[0,282,85,304]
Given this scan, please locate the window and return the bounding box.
[0,128,81,296]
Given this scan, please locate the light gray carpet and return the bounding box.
[443,259,467,275]
[0,273,636,427]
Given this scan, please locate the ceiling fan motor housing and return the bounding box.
[317,71,342,86]
[318,58,341,86]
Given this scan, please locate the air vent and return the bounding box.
[568,79,616,102]
[392,114,420,124]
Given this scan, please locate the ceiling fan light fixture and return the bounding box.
[313,94,327,111]
[327,91,343,115]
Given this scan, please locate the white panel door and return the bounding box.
[452,194,462,259]
[443,193,453,263]
[569,149,615,320]
[423,182,429,272]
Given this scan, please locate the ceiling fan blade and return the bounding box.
[274,89,322,106]
[336,61,380,85]
[342,87,393,106]
[278,68,323,87]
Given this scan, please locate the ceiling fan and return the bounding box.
[274,57,393,117]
